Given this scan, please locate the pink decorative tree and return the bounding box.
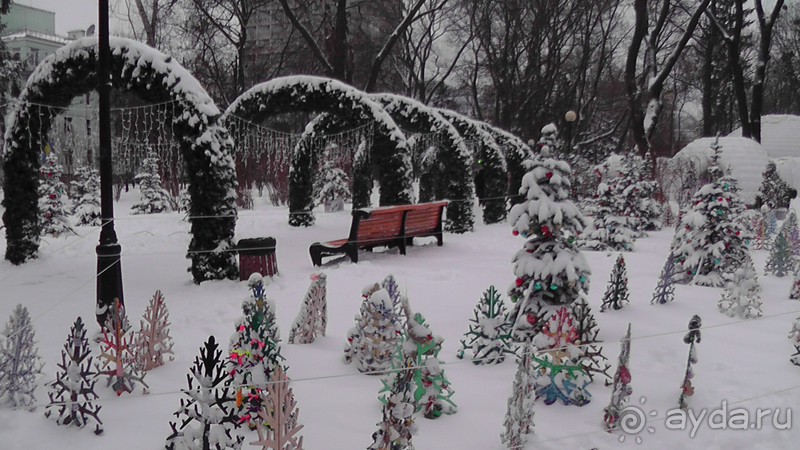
[97,299,147,396]
[288,273,327,344]
[134,290,174,371]
[251,366,304,450]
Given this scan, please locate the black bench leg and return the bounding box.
[345,243,359,263]
[309,244,323,266]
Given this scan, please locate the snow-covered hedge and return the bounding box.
[2,37,238,282]
[223,76,414,226]
[479,124,531,211]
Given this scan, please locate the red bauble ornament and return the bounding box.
[526,314,537,325]
[515,278,524,287]
[512,229,519,236]
[546,172,553,178]
[541,225,549,233]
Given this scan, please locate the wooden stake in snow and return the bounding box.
[251,366,304,450]
[134,290,175,370]
[288,273,327,344]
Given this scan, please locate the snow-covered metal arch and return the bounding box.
[479,124,532,209]
[435,108,508,224]
[223,76,414,226]
[370,93,474,233]
[2,37,238,283]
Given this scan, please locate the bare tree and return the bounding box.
[114,0,180,47]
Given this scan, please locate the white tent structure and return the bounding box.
[728,114,800,159]
[665,137,769,205]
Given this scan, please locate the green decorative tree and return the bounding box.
[678,315,701,410]
[569,297,610,383]
[166,336,243,450]
[38,151,74,237]
[651,252,677,305]
[0,304,44,410]
[227,274,284,427]
[70,165,101,226]
[718,256,762,319]
[507,143,591,342]
[600,254,630,312]
[44,317,103,434]
[670,139,752,287]
[131,152,173,214]
[765,232,794,278]
[603,324,632,432]
[456,286,514,365]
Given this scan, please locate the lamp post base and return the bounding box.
[96,242,123,328]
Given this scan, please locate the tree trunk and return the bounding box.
[625,0,649,154]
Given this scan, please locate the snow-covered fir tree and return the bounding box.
[670,140,752,287]
[250,366,304,450]
[500,348,536,449]
[97,299,147,396]
[600,254,630,312]
[651,252,677,305]
[790,269,800,300]
[456,285,514,364]
[288,273,327,344]
[70,165,101,226]
[788,316,800,366]
[314,143,351,210]
[569,297,610,383]
[756,160,796,211]
[577,179,637,252]
[765,232,794,278]
[131,152,173,214]
[629,153,662,233]
[134,290,175,371]
[718,256,762,319]
[228,274,283,427]
[38,151,74,237]
[0,304,44,410]
[778,209,800,257]
[530,307,590,406]
[679,315,701,410]
[507,142,591,342]
[343,283,402,373]
[44,317,103,434]
[166,336,243,450]
[603,324,632,432]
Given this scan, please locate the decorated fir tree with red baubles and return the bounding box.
[38,150,74,237]
[507,134,591,342]
[600,254,630,312]
[70,164,101,226]
[670,139,752,287]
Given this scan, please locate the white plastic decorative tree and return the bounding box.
[288,273,327,344]
[134,290,175,371]
[251,366,304,450]
[0,304,44,410]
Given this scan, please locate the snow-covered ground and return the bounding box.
[1,190,799,450]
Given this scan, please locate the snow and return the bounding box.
[668,137,770,204]
[1,189,800,449]
[728,114,800,159]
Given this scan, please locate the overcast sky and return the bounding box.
[15,0,125,36]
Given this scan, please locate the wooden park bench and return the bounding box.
[309,201,448,266]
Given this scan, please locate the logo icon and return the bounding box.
[619,397,657,444]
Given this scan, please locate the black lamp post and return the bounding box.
[96,0,124,328]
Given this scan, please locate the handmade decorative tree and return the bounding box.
[343,283,402,374]
[405,310,456,419]
[500,348,536,449]
[603,324,632,432]
[134,290,175,371]
[778,210,800,257]
[166,336,243,450]
[578,180,637,252]
[131,152,172,214]
[651,252,677,305]
[661,201,676,228]
[530,307,590,406]
[507,143,591,342]
[97,299,147,395]
[678,315,701,410]
[756,160,796,210]
[314,143,351,212]
[0,304,44,410]
[70,165,101,226]
[788,316,800,366]
[569,297,610,383]
[718,256,763,319]
[600,254,630,312]
[38,150,74,237]
[251,366,304,450]
[790,270,800,300]
[765,232,794,278]
[44,317,103,434]
[456,285,514,365]
[288,273,327,344]
[749,212,764,250]
[670,140,752,287]
[764,210,778,251]
[228,275,284,427]
[381,274,406,330]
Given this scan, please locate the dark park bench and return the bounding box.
[309,201,448,266]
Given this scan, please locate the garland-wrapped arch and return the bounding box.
[2,37,238,283]
[370,93,474,233]
[479,124,531,210]
[222,76,414,226]
[435,108,508,224]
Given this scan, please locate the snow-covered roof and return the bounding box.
[670,137,769,204]
[774,157,800,192]
[727,114,800,159]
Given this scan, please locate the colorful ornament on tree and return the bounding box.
[603,324,632,432]
[678,315,701,410]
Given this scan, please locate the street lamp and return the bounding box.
[564,110,577,151]
[96,0,124,329]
